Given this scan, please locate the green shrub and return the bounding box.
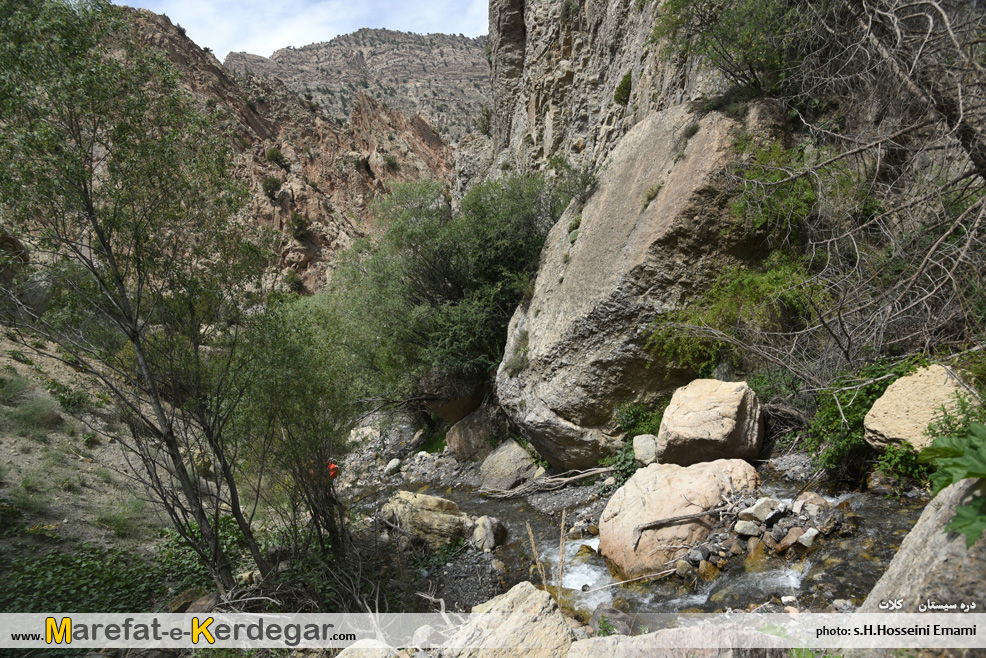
[475,105,493,136]
[876,442,931,482]
[561,0,579,22]
[919,422,986,547]
[8,397,63,430]
[266,147,289,170]
[805,359,924,480]
[614,72,632,106]
[289,210,309,240]
[0,373,29,405]
[0,544,163,613]
[283,269,304,293]
[383,154,399,171]
[642,183,663,210]
[263,176,282,201]
[157,516,248,591]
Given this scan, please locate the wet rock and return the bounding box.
[698,560,719,581]
[761,532,777,550]
[656,380,764,466]
[735,520,760,536]
[797,528,820,548]
[781,595,797,606]
[599,459,759,577]
[675,559,694,577]
[774,527,805,553]
[572,544,598,565]
[728,539,745,555]
[479,439,537,491]
[795,491,829,508]
[815,508,846,536]
[632,433,660,466]
[738,497,779,523]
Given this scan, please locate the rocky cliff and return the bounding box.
[486,0,768,468]
[134,11,451,290]
[225,29,490,142]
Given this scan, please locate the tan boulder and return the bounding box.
[438,581,573,658]
[864,365,973,452]
[656,380,763,466]
[598,460,759,578]
[379,491,465,549]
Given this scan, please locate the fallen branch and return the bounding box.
[480,466,616,498]
[632,506,729,551]
[582,569,676,593]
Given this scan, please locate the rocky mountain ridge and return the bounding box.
[224,28,490,142]
[133,11,452,290]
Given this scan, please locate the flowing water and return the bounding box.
[405,474,927,617]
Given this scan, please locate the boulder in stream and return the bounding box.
[598,459,760,577]
[379,491,466,549]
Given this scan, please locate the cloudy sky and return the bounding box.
[118,0,489,60]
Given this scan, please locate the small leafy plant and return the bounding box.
[919,423,986,548]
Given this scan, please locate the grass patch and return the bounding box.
[8,396,63,431]
[0,373,30,405]
[8,488,49,516]
[95,468,114,485]
[96,496,146,538]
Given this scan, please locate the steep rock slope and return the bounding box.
[134,11,451,290]
[488,0,769,468]
[225,29,490,142]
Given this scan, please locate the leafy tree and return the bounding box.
[0,0,273,590]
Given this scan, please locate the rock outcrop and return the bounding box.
[496,106,758,469]
[438,581,573,658]
[864,365,973,452]
[860,479,986,612]
[656,380,763,466]
[132,10,451,291]
[447,405,508,462]
[226,29,489,142]
[598,459,760,577]
[379,491,466,549]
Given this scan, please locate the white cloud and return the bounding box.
[119,0,488,60]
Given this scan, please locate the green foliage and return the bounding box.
[0,372,29,405]
[289,210,309,240]
[643,183,663,210]
[597,614,617,637]
[926,392,986,441]
[602,400,670,489]
[266,147,289,170]
[8,396,63,430]
[411,537,467,570]
[0,544,163,612]
[806,359,923,479]
[383,154,399,171]
[283,268,304,292]
[263,175,282,201]
[876,443,931,483]
[41,378,93,413]
[654,0,806,92]
[919,423,986,548]
[504,329,529,377]
[568,215,582,232]
[649,252,818,375]
[0,497,25,535]
[475,105,493,137]
[614,72,632,106]
[157,516,248,591]
[330,173,571,396]
[560,0,579,22]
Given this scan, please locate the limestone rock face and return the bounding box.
[860,479,986,613]
[438,581,573,658]
[447,405,508,462]
[379,492,465,549]
[480,439,538,491]
[598,460,760,577]
[864,365,972,452]
[495,107,751,469]
[656,380,763,466]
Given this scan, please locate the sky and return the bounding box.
[118,0,489,61]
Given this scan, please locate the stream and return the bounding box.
[404,471,927,617]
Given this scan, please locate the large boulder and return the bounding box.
[480,439,538,491]
[446,405,508,462]
[438,581,573,658]
[860,479,986,613]
[379,492,466,549]
[599,460,760,577]
[495,105,765,470]
[864,365,972,452]
[656,380,763,465]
